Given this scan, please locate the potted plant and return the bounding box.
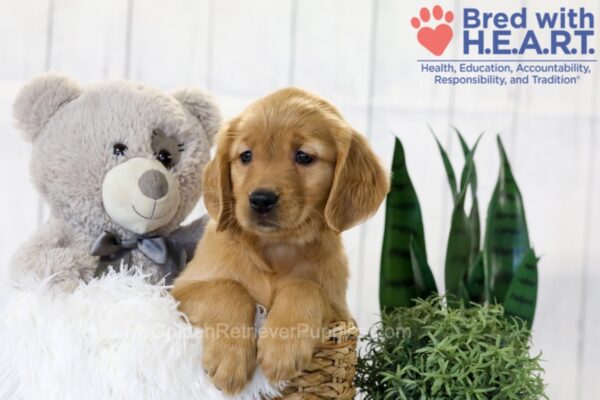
[356,131,546,399]
[356,297,546,399]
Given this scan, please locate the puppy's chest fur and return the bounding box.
[264,243,309,274]
[246,241,322,307]
[257,236,350,319]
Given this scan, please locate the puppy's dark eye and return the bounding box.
[113,143,128,156]
[240,150,253,164]
[295,151,314,165]
[156,149,173,168]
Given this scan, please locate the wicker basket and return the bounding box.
[273,320,359,399]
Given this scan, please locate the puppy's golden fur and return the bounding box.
[172,88,389,394]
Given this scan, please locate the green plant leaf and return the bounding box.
[468,203,481,263]
[380,138,428,310]
[409,236,438,298]
[454,128,480,193]
[484,135,530,302]
[503,248,539,329]
[444,136,480,299]
[457,133,482,193]
[430,127,458,203]
[456,281,471,307]
[466,252,486,304]
[444,200,471,299]
[455,128,483,267]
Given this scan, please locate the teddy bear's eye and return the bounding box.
[113,143,128,156]
[156,149,173,168]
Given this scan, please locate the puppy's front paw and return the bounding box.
[257,323,317,383]
[203,336,256,395]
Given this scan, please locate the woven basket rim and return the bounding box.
[275,320,358,400]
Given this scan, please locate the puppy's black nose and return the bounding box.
[249,190,278,214]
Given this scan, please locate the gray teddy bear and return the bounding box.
[10,74,221,292]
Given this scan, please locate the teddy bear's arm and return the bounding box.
[9,220,94,292]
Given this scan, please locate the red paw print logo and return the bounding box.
[411,5,454,56]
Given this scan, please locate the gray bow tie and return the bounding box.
[91,231,187,285]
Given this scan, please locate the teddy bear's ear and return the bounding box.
[13,74,81,142]
[172,88,222,143]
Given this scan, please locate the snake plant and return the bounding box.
[379,132,539,328]
[379,139,434,309]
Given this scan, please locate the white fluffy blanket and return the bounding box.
[0,269,279,400]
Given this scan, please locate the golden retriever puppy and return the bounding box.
[172,88,389,395]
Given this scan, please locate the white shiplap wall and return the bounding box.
[0,1,598,398]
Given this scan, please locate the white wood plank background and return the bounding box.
[0,0,598,398]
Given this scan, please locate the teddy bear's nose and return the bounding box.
[138,169,169,200]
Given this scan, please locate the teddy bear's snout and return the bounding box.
[138,170,169,200]
[101,157,181,234]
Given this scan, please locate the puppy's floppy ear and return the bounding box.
[173,88,222,143]
[202,120,238,232]
[13,74,81,142]
[325,127,390,232]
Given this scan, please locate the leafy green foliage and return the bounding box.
[379,133,539,325]
[503,249,539,329]
[380,139,428,309]
[372,134,544,399]
[456,128,482,268]
[443,134,480,299]
[485,136,531,302]
[466,252,487,304]
[409,236,438,299]
[431,127,458,202]
[356,296,547,400]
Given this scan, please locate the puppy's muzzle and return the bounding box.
[249,190,279,214]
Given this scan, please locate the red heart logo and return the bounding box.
[417,24,453,56]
